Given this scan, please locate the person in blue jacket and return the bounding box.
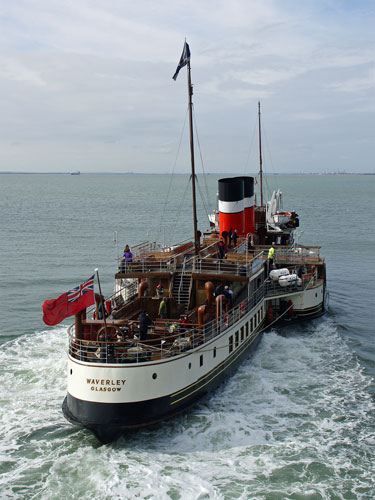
[138,310,152,341]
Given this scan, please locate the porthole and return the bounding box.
[188,362,192,369]
[152,373,157,380]
[213,347,217,358]
[315,293,318,298]
[70,369,73,375]
[200,355,203,367]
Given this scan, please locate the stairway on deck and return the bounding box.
[172,271,192,312]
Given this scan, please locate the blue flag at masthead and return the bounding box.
[172,41,191,81]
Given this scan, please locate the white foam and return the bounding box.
[1,320,374,499]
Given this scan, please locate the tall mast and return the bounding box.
[258,101,264,207]
[187,59,199,254]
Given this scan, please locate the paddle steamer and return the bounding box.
[62,44,327,442]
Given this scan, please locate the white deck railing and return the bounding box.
[68,284,265,365]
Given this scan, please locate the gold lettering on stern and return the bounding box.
[86,378,126,392]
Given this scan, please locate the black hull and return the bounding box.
[62,330,263,443]
[275,301,326,328]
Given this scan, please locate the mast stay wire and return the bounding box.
[168,174,191,243]
[242,109,280,205]
[195,176,210,221]
[243,114,258,175]
[155,107,189,243]
[261,116,280,202]
[159,103,216,244]
[192,109,212,214]
[168,105,213,242]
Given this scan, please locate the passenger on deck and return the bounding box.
[123,245,133,262]
[178,315,189,332]
[224,285,233,307]
[138,310,152,341]
[215,283,225,297]
[268,242,275,273]
[169,322,178,334]
[98,332,114,362]
[159,298,167,319]
[218,238,225,259]
[156,284,164,298]
[232,229,238,247]
[228,228,233,248]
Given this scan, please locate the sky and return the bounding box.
[0,0,374,174]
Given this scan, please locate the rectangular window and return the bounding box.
[213,347,216,358]
[250,318,253,332]
[229,336,233,353]
[246,323,249,337]
[258,310,260,323]
[235,331,239,348]
[240,326,244,342]
[200,354,203,366]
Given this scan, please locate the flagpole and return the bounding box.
[95,268,108,340]
[187,58,198,255]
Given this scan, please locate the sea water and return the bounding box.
[0,174,374,499]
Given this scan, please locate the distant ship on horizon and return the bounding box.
[70,171,80,175]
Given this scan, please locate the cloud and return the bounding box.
[0,56,46,86]
[290,112,327,121]
[329,68,375,93]
[0,0,374,173]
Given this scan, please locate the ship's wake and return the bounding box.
[0,320,374,499]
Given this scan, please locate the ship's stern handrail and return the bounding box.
[67,285,265,365]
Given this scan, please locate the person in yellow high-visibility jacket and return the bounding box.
[268,242,275,273]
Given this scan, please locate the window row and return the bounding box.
[194,307,263,368]
[229,307,263,353]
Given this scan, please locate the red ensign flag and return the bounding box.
[42,275,95,326]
